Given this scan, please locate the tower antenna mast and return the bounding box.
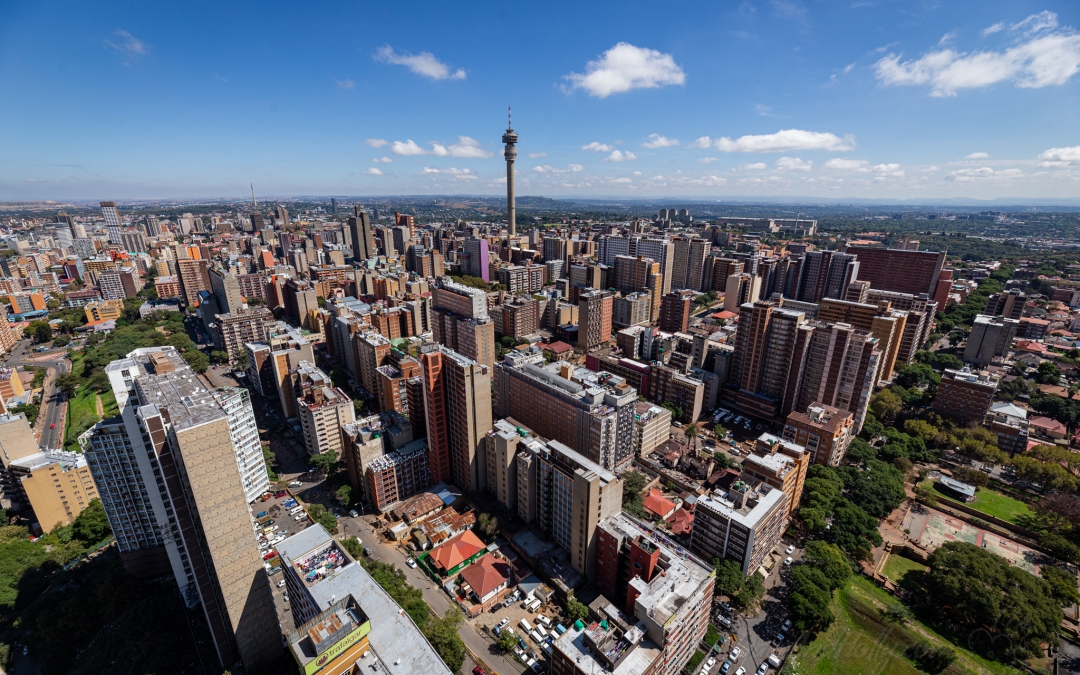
[251,183,257,208]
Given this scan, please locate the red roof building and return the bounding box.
[428,529,486,575]
[642,488,676,520]
[667,507,694,535]
[459,553,512,606]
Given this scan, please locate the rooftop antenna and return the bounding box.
[250,183,257,209]
[508,105,512,129]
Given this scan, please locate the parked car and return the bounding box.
[274,490,287,498]
[278,580,286,588]
[755,664,768,675]
[256,511,268,518]
[734,669,745,675]
[706,657,716,668]
[498,618,510,629]
[781,619,792,633]
[783,557,793,565]
[720,661,733,675]
[473,667,485,675]
[729,646,741,661]
[349,509,359,518]
[406,558,417,568]
[289,480,302,487]
[362,546,372,557]
[772,634,784,647]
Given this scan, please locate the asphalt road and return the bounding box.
[1,340,70,450]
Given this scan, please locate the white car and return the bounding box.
[729,647,742,661]
[783,556,793,566]
[288,480,302,487]
[706,657,716,668]
[755,664,768,675]
[278,580,286,588]
[785,545,795,555]
[406,558,417,568]
[734,669,746,675]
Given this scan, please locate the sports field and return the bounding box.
[908,509,1041,575]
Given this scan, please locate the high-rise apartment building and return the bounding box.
[740,433,808,518]
[578,289,613,350]
[492,297,540,339]
[933,368,1000,426]
[284,278,319,329]
[348,208,375,263]
[844,245,947,297]
[964,314,1019,366]
[82,347,278,672]
[817,298,906,383]
[292,361,355,457]
[670,236,711,291]
[209,268,244,315]
[494,352,638,471]
[463,236,490,281]
[432,279,496,369]
[515,435,622,578]
[795,250,860,303]
[211,307,274,359]
[690,480,788,576]
[573,513,714,675]
[795,321,881,433]
[176,258,212,307]
[783,403,854,467]
[100,201,122,243]
[659,290,694,333]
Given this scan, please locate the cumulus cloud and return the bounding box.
[608,177,634,184]
[1038,145,1080,166]
[776,157,813,172]
[604,150,637,162]
[528,152,547,159]
[372,157,393,163]
[564,42,686,98]
[713,129,855,153]
[366,138,389,148]
[946,166,1023,181]
[965,152,990,159]
[642,134,679,148]
[363,168,383,175]
[824,158,869,170]
[337,79,355,89]
[420,167,478,179]
[568,163,584,172]
[690,136,713,149]
[431,136,493,158]
[582,142,615,152]
[874,12,1080,96]
[698,157,718,164]
[736,162,768,171]
[391,139,429,156]
[373,46,466,80]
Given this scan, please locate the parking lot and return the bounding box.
[250,485,317,624]
[472,591,566,670]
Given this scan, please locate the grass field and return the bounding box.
[921,480,1031,524]
[791,576,1026,675]
[880,554,926,584]
[63,351,116,452]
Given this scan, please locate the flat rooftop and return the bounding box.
[126,347,226,432]
[278,533,350,590]
[553,619,662,675]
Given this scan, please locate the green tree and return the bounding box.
[210,350,229,365]
[477,512,500,541]
[422,608,466,672]
[263,446,280,481]
[183,350,209,373]
[341,536,364,559]
[905,642,956,674]
[1041,566,1080,606]
[335,485,352,507]
[684,423,699,451]
[802,540,850,590]
[26,321,53,343]
[310,451,337,475]
[905,541,1063,661]
[930,352,963,371]
[234,350,249,371]
[566,595,589,622]
[869,389,902,424]
[713,424,727,438]
[622,470,648,504]
[713,558,746,599]
[788,566,834,632]
[497,630,518,652]
[71,499,111,544]
[1037,360,1063,384]
[307,504,338,533]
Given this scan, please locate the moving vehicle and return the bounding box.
[349,510,359,518]
[362,546,372,557]
[289,480,302,487]
[50,423,55,428]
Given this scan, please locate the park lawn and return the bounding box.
[792,576,1026,675]
[64,384,115,453]
[920,480,1031,524]
[880,554,926,584]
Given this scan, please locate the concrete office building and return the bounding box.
[516,435,622,579]
[690,480,788,576]
[82,347,279,673]
[293,361,356,458]
[844,245,947,297]
[964,314,1019,366]
[100,201,123,243]
[578,289,613,350]
[494,352,638,471]
[784,404,855,467]
[348,208,376,263]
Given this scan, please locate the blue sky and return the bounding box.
[2,0,1079,201]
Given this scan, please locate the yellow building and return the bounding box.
[741,432,810,518]
[0,367,25,407]
[84,298,125,323]
[818,298,908,382]
[287,595,372,675]
[11,450,99,533]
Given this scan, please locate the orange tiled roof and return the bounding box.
[429,529,486,572]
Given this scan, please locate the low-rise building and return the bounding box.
[10,450,99,533]
[84,298,125,323]
[633,403,671,458]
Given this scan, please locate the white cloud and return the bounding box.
[420,167,478,179]
[633,171,642,176]
[874,13,1080,96]
[431,136,493,158]
[776,157,813,172]
[373,46,466,80]
[946,166,1023,182]
[922,166,940,173]
[105,29,149,59]
[982,21,1007,36]
[363,168,383,175]
[337,79,355,89]
[564,42,686,98]
[965,152,990,159]
[642,134,679,148]
[824,158,869,170]
[372,157,393,163]
[608,177,633,184]
[582,142,615,152]
[714,129,855,153]
[1038,145,1080,166]
[844,63,856,74]
[736,162,768,171]
[691,136,713,148]
[698,157,718,164]
[870,163,905,177]
[1013,10,1058,36]
[366,138,388,148]
[532,164,585,175]
[604,150,637,162]
[391,139,428,155]
[939,30,959,46]
[528,152,547,159]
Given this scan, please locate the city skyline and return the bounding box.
[2,1,1080,201]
